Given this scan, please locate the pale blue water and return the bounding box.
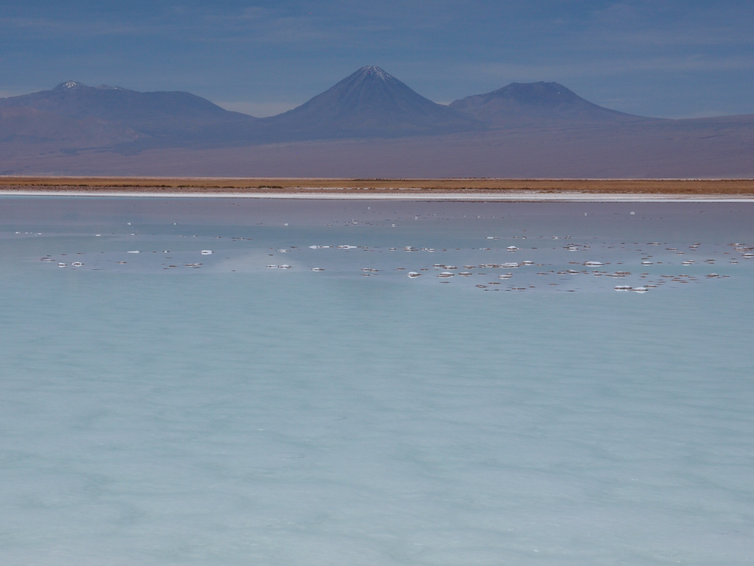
[1,197,753,565]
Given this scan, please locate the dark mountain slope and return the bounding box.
[0,81,256,148]
[0,81,255,127]
[254,66,483,140]
[450,82,653,127]
[0,106,139,145]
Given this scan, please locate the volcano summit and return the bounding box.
[253,66,482,141]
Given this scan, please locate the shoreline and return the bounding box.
[2,189,754,202]
[2,177,754,201]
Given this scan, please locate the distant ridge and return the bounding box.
[0,72,660,149]
[253,66,483,140]
[0,81,255,147]
[1,68,753,177]
[4,81,254,126]
[450,81,651,127]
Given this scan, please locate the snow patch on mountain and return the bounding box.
[55,81,87,91]
[360,66,393,81]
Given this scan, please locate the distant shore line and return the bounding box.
[1,177,753,201]
[2,189,754,202]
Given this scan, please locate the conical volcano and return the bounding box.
[450,81,646,127]
[257,66,482,140]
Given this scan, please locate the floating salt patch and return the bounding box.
[309,245,322,249]
[95,234,101,237]
[502,262,519,268]
[407,272,420,278]
[127,250,140,254]
[584,261,603,266]
[486,236,497,240]
[312,267,325,272]
[642,261,653,265]
[277,249,288,253]
[201,250,213,255]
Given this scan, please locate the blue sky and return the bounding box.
[1,0,752,117]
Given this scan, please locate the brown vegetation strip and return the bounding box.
[1,177,754,195]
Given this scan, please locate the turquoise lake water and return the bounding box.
[1,197,753,565]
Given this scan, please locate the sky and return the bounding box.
[1,0,752,118]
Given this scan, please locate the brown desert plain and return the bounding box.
[1,176,754,197]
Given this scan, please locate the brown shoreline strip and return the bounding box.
[1,177,753,195]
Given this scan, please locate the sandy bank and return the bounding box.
[2,177,754,201]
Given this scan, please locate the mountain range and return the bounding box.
[1,66,752,177]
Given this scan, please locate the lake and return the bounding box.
[1,196,753,565]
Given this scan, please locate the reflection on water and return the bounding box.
[1,197,753,565]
